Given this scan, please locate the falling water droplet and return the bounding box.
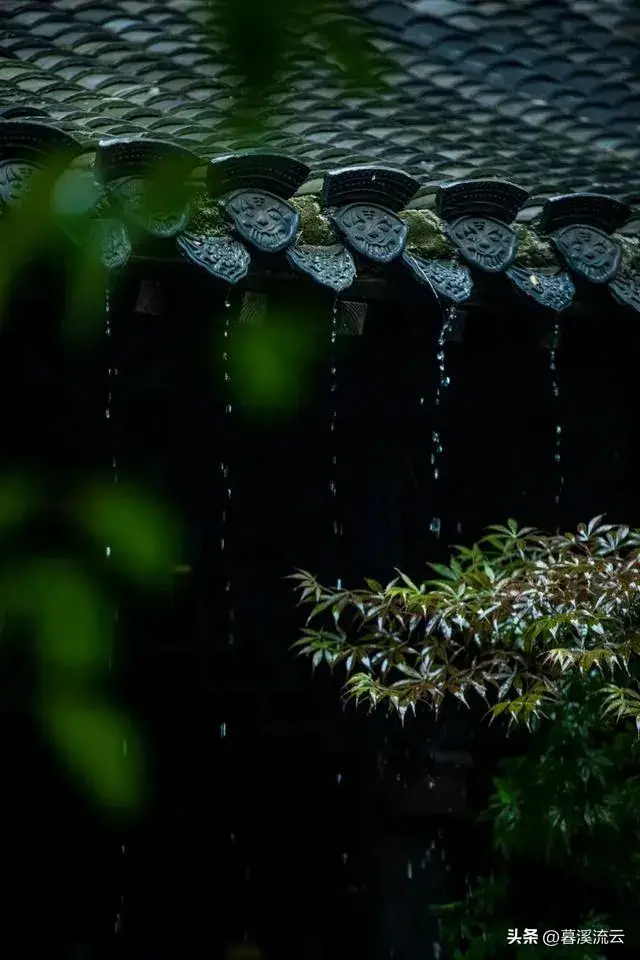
[220,722,227,738]
[329,298,342,587]
[230,833,235,843]
[549,319,564,517]
[342,852,348,864]
[336,772,343,784]
[407,861,413,880]
[427,306,455,539]
[105,546,111,558]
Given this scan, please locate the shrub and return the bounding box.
[290,517,640,730]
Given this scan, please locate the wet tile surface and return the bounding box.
[0,0,637,220]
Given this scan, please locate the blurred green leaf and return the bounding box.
[40,696,143,813]
[62,243,109,343]
[230,315,317,417]
[207,0,388,132]
[73,482,181,586]
[0,473,37,534]
[0,165,64,319]
[5,559,110,672]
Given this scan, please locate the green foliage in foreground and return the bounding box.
[433,673,640,957]
[0,474,182,818]
[291,518,640,729]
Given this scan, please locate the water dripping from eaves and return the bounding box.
[106,281,127,939]
[329,298,343,586]
[549,318,565,521]
[221,292,236,647]
[428,305,455,539]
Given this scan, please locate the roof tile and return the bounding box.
[0,0,636,213]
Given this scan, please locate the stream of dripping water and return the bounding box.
[219,288,244,928]
[220,289,235,648]
[549,317,564,528]
[329,298,346,881]
[330,298,343,590]
[105,284,127,939]
[422,305,455,540]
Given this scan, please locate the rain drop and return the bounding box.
[220,722,227,739]
[107,282,126,937]
[329,298,342,584]
[549,319,564,517]
[407,861,413,880]
[220,304,237,651]
[428,305,455,539]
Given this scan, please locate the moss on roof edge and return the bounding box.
[188,190,619,270]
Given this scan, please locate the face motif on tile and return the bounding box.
[553,225,621,283]
[223,190,299,252]
[333,204,407,262]
[449,216,517,272]
[0,161,37,205]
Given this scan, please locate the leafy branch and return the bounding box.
[290,517,640,729]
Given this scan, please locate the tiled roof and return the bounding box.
[0,1,639,313]
[0,0,638,222]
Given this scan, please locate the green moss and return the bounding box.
[291,196,338,244]
[400,208,455,258]
[185,188,636,282]
[188,190,227,236]
[619,234,640,271]
[513,225,559,268]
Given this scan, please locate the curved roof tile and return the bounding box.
[0,0,636,216]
